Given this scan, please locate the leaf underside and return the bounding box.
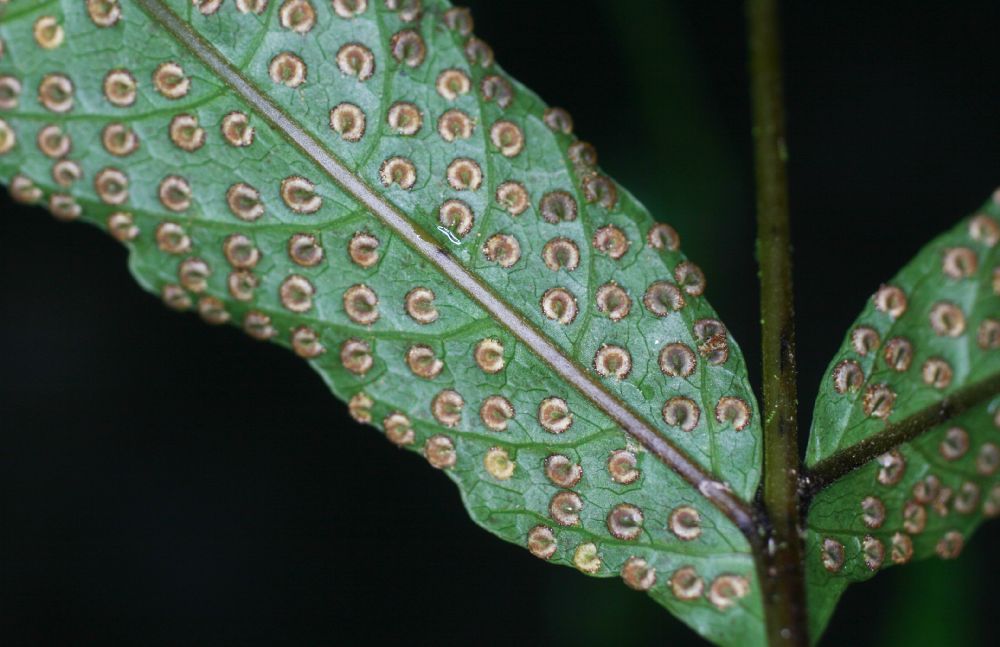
[0,1,764,644]
[804,196,1000,638]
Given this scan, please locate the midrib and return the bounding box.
[135,0,756,535]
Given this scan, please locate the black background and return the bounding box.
[3,1,1000,645]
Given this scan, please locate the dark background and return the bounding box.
[3,1,1000,645]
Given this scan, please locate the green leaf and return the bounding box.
[804,193,1000,639]
[0,1,764,644]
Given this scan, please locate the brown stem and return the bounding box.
[747,0,810,645]
[804,372,1000,495]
